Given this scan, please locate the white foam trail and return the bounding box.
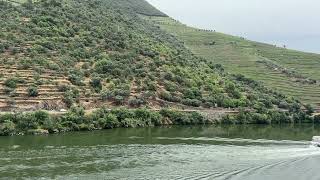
[155,136,310,145]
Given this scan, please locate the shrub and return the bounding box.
[110,108,135,122]
[0,44,4,53]
[305,104,314,115]
[27,86,39,97]
[142,80,157,91]
[4,78,17,89]
[0,121,15,136]
[16,114,39,130]
[42,118,57,133]
[128,97,145,108]
[68,70,84,86]
[101,90,113,101]
[221,114,236,124]
[68,74,84,86]
[159,109,189,125]
[182,98,201,107]
[79,123,95,131]
[189,112,206,124]
[278,101,289,109]
[34,111,50,124]
[164,81,177,92]
[90,77,102,92]
[149,111,162,126]
[289,102,301,113]
[252,113,270,124]
[183,88,202,99]
[114,95,125,105]
[219,97,236,108]
[121,118,145,128]
[63,90,79,108]
[57,84,70,92]
[18,59,32,70]
[98,113,119,129]
[260,98,273,109]
[159,91,181,102]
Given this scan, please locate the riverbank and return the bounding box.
[0,106,319,136]
[0,107,208,136]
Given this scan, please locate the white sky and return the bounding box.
[147,0,320,53]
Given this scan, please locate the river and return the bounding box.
[0,124,320,179]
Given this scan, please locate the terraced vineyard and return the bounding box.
[0,64,102,111]
[0,0,315,127]
[148,17,320,107]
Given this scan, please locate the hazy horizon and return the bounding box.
[147,0,320,53]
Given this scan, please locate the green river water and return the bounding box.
[1,124,320,179]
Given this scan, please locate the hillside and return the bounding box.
[0,0,313,125]
[147,17,320,108]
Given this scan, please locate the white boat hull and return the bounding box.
[311,136,320,147]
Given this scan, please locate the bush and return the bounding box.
[27,86,39,97]
[16,114,39,130]
[42,118,57,133]
[79,123,95,131]
[68,72,84,86]
[114,95,125,105]
[63,90,80,108]
[190,112,206,124]
[159,109,203,125]
[252,113,271,124]
[159,91,181,102]
[0,121,15,136]
[90,77,102,92]
[4,78,17,89]
[128,97,145,108]
[183,88,202,99]
[305,104,314,115]
[289,102,301,113]
[18,58,33,70]
[98,113,119,129]
[221,114,236,124]
[121,118,141,128]
[57,84,70,92]
[278,101,289,109]
[182,98,201,107]
[101,90,113,101]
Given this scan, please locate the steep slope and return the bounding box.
[0,0,311,124]
[147,17,320,107]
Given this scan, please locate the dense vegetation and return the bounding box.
[149,17,320,107]
[0,107,319,136]
[0,107,207,136]
[0,0,317,136]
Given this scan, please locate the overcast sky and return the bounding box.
[147,0,320,53]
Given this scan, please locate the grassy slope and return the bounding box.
[148,17,320,107]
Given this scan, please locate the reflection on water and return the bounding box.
[0,124,320,179]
